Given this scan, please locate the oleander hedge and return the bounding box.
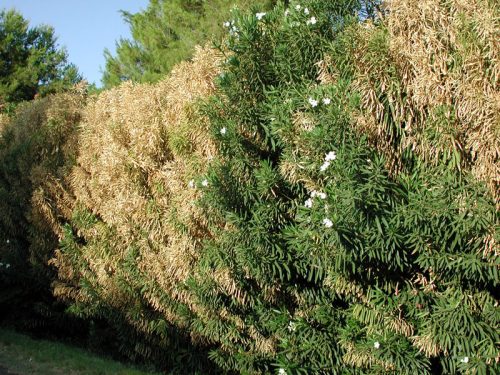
[0,1,498,373]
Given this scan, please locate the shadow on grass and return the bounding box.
[0,327,160,375]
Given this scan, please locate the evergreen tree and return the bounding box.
[0,9,80,111]
[102,0,274,87]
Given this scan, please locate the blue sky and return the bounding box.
[1,0,149,86]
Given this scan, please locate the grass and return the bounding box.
[0,327,161,375]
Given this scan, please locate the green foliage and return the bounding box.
[0,9,81,110]
[188,0,498,373]
[1,1,498,374]
[102,0,274,87]
[190,1,373,373]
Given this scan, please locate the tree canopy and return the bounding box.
[0,9,80,111]
[102,0,274,88]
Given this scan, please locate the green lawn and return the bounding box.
[0,328,160,375]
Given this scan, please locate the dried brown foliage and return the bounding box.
[52,46,222,324]
[0,113,8,135]
[323,0,499,201]
[341,341,395,371]
[0,88,86,270]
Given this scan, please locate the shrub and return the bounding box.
[0,85,86,332]
[1,1,497,374]
[340,0,500,202]
[51,46,222,371]
[186,0,499,373]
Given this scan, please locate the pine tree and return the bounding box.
[102,0,275,87]
[0,9,80,111]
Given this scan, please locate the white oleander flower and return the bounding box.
[223,21,231,27]
[287,321,296,332]
[256,12,266,20]
[318,192,327,199]
[230,26,239,35]
[278,369,287,375]
[304,8,309,15]
[306,16,317,25]
[284,9,290,17]
[308,97,318,107]
[323,218,333,228]
[322,97,331,105]
[325,151,336,161]
[201,179,209,187]
[304,198,313,208]
[320,161,330,171]
[295,4,302,11]
[188,180,195,188]
[220,127,227,135]
[461,357,469,364]
[374,341,380,349]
